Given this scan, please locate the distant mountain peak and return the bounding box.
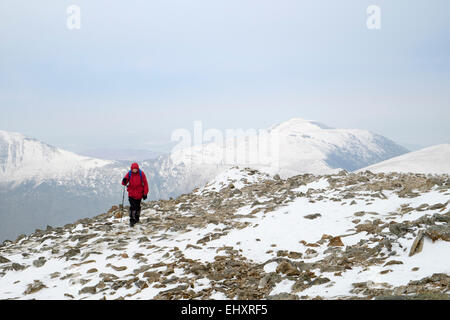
[269,118,334,132]
[0,129,114,183]
[169,118,409,178]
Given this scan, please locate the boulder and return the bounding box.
[276,261,300,276]
[425,225,450,242]
[409,230,425,256]
[304,213,321,220]
[328,236,344,247]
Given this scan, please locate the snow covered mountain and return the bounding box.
[0,130,118,186]
[265,118,408,176]
[0,119,408,242]
[156,118,409,194]
[1,167,449,300]
[357,144,450,174]
[0,130,131,242]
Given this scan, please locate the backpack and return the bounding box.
[128,169,144,187]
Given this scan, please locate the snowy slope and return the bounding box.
[0,167,448,300]
[0,120,408,242]
[0,131,133,241]
[0,130,114,185]
[357,144,450,174]
[193,166,272,194]
[166,118,408,179]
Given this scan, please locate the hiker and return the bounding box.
[121,162,149,227]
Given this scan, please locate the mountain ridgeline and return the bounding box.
[0,119,413,241]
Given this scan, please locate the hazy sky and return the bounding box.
[1,0,449,153]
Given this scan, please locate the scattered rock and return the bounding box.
[138,237,149,243]
[63,248,81,260]
[328,236,344,247]
[79,286,97,295]
[267,293,299,300]
[409,230,425,256]
[276,261,300,276]
[310,277,331,286]
[109,265,127,272]
[425,225,450,242]
[163,266,175,276]
[389,223,410,237]
[143,271,160,283]
[0,256,11,263]
[24,280,47,295]
[11,263,26,271]
[384,260,403,267]
[304,213,321,220]
[32,257,46,268]
[428,202,447,210]
[356,223,377,234]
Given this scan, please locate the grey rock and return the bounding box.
[267,293,299,300]
[12,263,26,271]
[428,202,448,210]
[32,257,47,268]
[304,213,322,220]
[138,236,150,243]
[425,225,450,242]
[79,286,97,295]
[389,223,410,237]
[24,280,47,295]
[63,248,81,260]
[0,256,11,264]
[409,230,425,256]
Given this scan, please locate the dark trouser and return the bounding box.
[129,197,142,224]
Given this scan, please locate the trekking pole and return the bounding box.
[121,185,125,223]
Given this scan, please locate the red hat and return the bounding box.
[131,163,139,170]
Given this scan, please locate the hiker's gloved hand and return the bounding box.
[122,178,128,185]
[143,194,147,200]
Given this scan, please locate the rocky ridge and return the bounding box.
[0,167,449,300]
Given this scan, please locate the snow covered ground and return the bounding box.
[0,167,448,300]
[357,144,450,174]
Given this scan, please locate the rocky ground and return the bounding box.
[0,167,449,300]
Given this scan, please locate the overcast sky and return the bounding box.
[0,0,449,153]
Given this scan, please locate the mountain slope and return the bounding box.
[0,167,449,300]
[267,118,409,175]
[0,119,409,242]
[0,130,113,185]
[151,118,409,198]
[0,131,130,241]
[357,144,450,174]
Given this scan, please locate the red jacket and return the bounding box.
[122,163,149,200]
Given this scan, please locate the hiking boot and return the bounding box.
[130,220,135,228]
[135,209,141,223]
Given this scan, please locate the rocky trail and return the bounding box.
[0,167,449,300]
